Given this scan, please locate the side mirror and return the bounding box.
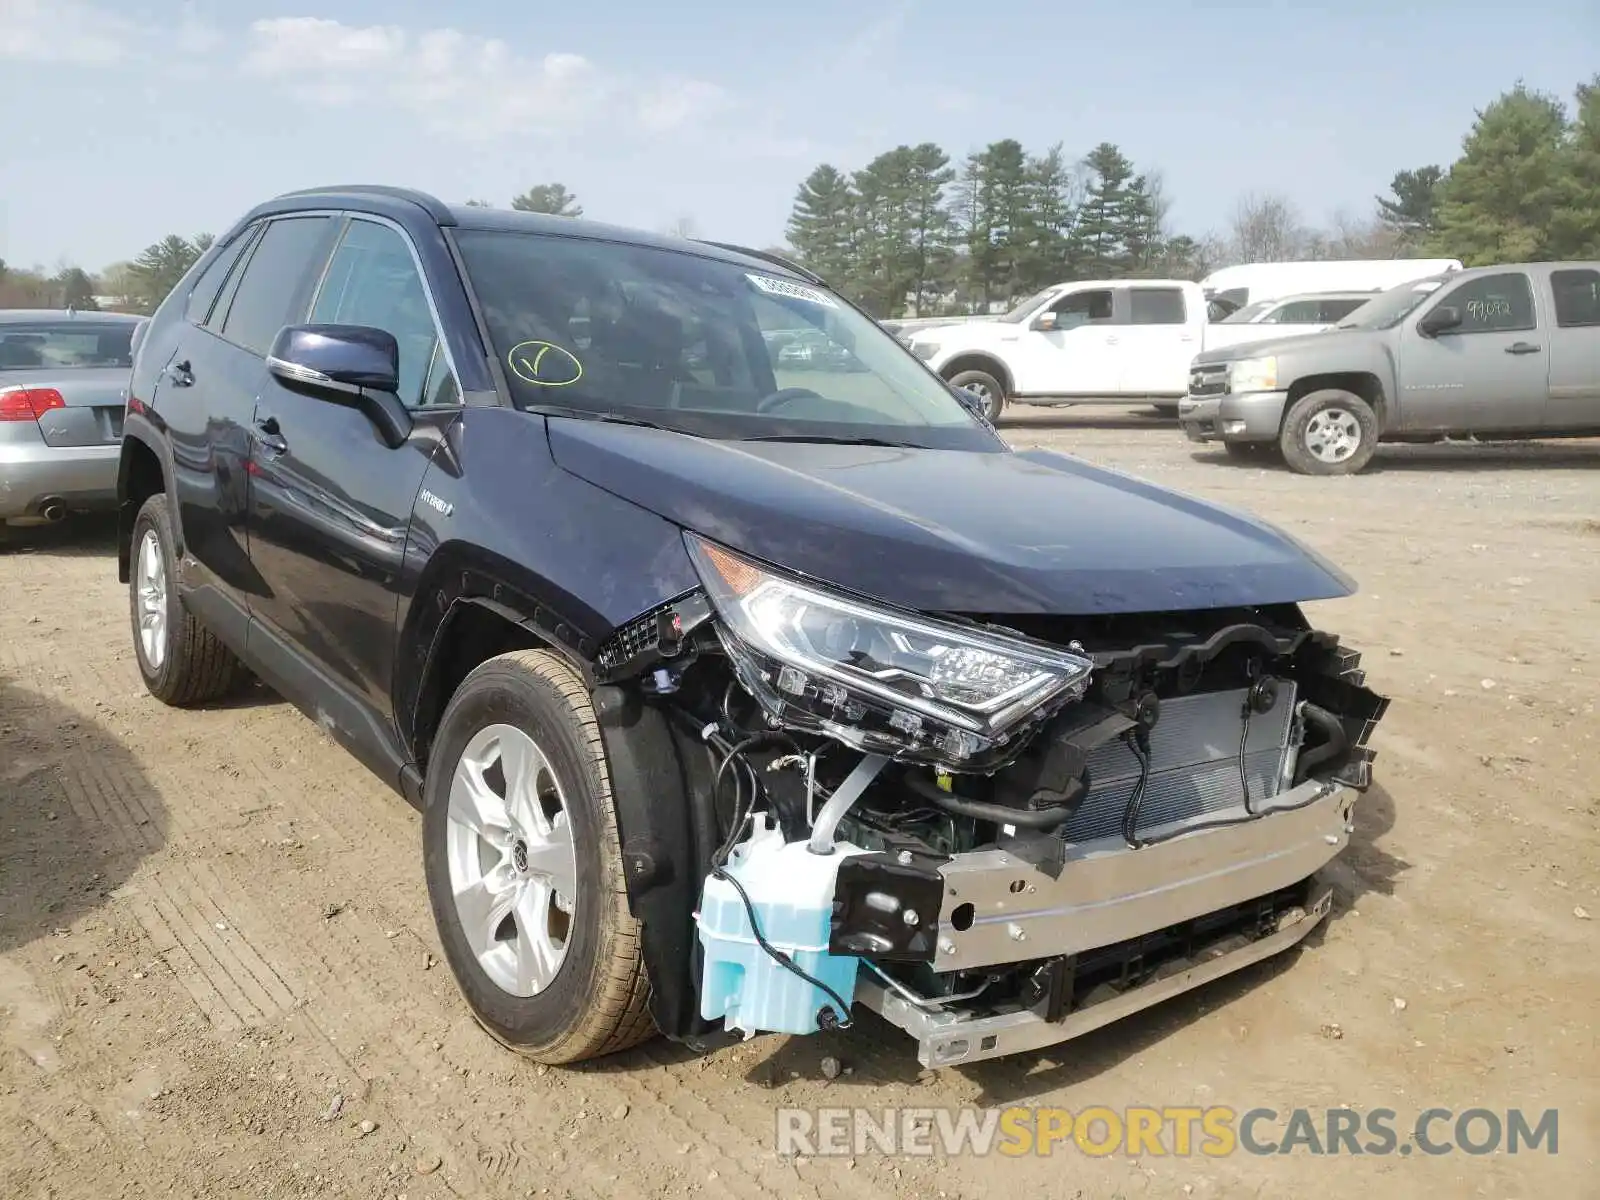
[1032,311,1058,332]
[267,324,412,448]
[1418,305,1463,337]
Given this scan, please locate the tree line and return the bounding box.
[784,75,1600,318]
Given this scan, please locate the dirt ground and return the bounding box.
[1,409,1596,1199]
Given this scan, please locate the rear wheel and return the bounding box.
[947,368,1005,422]
[129,494,243,705]
[423,649,654,1064]
[1279,389,1379,476]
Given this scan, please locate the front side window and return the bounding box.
[220,216,334,356]
[454,231,998,450]
[1433,272,1536,334]
[311,220,454,408]
[1263,299,1324,325]
[1048,289,1114,329]
[1128,287,1186,325]
[0,322,135,370]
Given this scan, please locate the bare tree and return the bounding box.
[1227,192,1309,262]
[664,215,699,240]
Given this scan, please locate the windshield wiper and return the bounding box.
[739,433,920,448]
[536,408,679,433]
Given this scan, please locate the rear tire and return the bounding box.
[1279,389,1379,476]
[947,368,1005,422]
[129,494,243,705]
[422,649,654,1064]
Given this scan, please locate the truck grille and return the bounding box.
[1188,364,1229,397]
[1059,684,1298,844]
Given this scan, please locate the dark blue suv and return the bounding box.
[118,186,1386,1068]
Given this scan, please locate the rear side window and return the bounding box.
[1129,287,1186,325]
[0,323,135,369]
[220,216,335,356]
[1436,272,1536,334]
[1551,269,1600,328]
[185,225,257,325]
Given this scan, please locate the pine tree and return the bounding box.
[510,184,583,217]
[950,140,1029,310]
[1016,145,1078,293]
[1071,143,1140,276]
[1549,76,1600,257]
[786,165,860,295]
[127,234,208,314]
[1429,84,1569,264]
[904,143,956,315]
[1376,167,1444,250]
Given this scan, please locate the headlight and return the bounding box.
[1230,355,1278,392]
[686,535,1093,767]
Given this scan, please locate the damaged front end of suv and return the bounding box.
[590,527,1388,1068]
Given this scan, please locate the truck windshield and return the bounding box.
[1336,277,1446,330]
[997,287,1063,323]
[1221,301,1275,324]
[454,230,1000,451]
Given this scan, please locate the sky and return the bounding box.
[1,0,1596,272]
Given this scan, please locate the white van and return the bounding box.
[1200,259,1462,313]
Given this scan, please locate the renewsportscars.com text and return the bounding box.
[775,1105,1560,1158]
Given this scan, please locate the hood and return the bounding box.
[546,419,1355,615]
[1193,327,1378,366]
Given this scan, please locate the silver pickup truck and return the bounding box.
[1178,262,1600,474]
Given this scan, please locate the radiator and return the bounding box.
[1058,683,1299,844]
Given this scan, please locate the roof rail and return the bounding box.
[696,241,824,285]
[274,184,457,225]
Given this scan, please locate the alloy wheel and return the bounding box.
[445,723,579,997]
[136,530,167,670]
[1303,407,1363,465]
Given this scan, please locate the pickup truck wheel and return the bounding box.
[1279,390,1378,476]
[947,369,1005,422]
[423,649,654,1064]
[129,493,244,705]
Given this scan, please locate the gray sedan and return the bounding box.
[1,309,144,529]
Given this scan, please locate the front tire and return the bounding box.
[423,649,654,1064]
[129,493,243,705]
[1278,389,1379,476]
[947,368,1005,422]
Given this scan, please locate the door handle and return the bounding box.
[251,416,287,454]
[1505,342,1542,355]
[165,359,194,387]
[1104,336,1120,345]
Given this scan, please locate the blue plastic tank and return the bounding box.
[696,815,866,1036]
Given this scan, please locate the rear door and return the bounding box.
[0,321,137,447]
[160,215,337,629]
[1545,267,1600,427]
[1115,285,1197,395]
[1396,270,1549,433]
[244,215,461,723]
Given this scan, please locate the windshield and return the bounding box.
[1336,277,1446,330]
[455,231,999,450]
[996,286,1063,323]
[0,322,135,370]
[1221,300,1275,325]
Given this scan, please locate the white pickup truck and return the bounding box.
[904,279,1359,420]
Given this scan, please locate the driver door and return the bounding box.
[1396,270,1548,433]
[1006,287,1121,395]
[244,216,461,726]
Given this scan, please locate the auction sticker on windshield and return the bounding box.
[746,273,839,309]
